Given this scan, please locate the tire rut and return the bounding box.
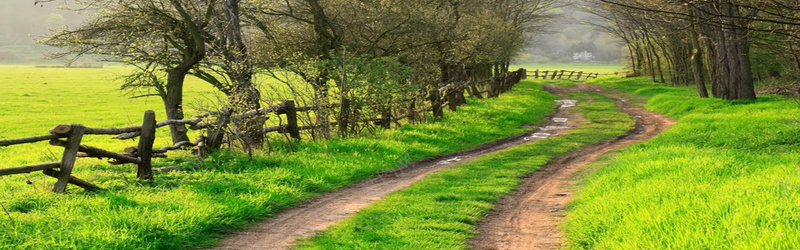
[213,92,585,250]
[469,83,675,249]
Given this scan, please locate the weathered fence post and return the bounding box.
[52,124,85,193]
[380,109,392,129]
[543,70,549,79]
[550,70,558,79]
[568,71,576,80]
[337,98,351,137]
[534,69,539,79]
[283,100,301,140]
[429,89,444,118]
[446,88,459,111]
[207,108,232,151]
[136,110,156,180]
[577,71,584,79]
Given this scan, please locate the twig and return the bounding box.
[0,202,14,227]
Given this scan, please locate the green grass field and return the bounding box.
[564,77,800,248]
[0,66,558,249]
[295,89,635,249]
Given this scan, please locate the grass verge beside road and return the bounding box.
[295,92,634,249]
[0,79,556,249]
[565,77,800,248]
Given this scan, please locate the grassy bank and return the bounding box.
[565,77,800,248]
[0,72,557,248]
[295,91,634,249]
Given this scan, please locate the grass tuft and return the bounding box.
[565,77,800,249]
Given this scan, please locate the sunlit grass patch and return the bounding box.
[0,65,557,248]
[565,77,800,249]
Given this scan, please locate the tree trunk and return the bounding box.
[700,1,756,100]
[163,69,191,144]
[221,0,264,148]
[689,13,709,98]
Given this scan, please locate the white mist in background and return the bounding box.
[572,51,595,62]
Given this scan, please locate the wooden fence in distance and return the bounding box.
[528,69,628,80]
[0,70,526,193]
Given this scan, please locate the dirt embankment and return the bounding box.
[469,83,675,249]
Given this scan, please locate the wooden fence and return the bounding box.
[528,69,628,80]
[0,70,525,193]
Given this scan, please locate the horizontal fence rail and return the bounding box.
[527,69,629,80]
[0,69,527,193]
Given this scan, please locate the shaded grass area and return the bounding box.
[0,73,557,248]
[295,92,634,249]
[565,77,800,248]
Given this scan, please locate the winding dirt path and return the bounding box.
[214,93,586,250]
[469,83,675,249]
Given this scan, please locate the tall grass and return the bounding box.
[565,77,800,248]
[0,65,556,249]
[296,92,635,249]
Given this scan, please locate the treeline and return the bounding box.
[587,0,800,100]
[40,0,556,149]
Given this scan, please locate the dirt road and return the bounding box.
[214,92,585,250]
[469,84,675,249]
[213,83,673,250]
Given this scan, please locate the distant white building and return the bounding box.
[573,51,595,62]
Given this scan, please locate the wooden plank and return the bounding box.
[0,162,60,176]
[0,134,63,147]
[155,119,202,129]
[231,103,284,122]
[43,169,100,191]
[153,139,202,154]
[49,124,71,134]
[84,126,141,135]
[112,131,141,140]
[50,140,141,164]
[137,110,156,180]
[53,125,85,193]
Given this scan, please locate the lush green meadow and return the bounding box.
[565,77,800,248]
[296,90,635,249]
[0,65,558,249]
[512,63,626,74]
[0,66,220,165]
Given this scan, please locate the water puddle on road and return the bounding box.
[438,156,472,165]
[556,99,578,108]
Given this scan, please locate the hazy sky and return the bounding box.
[0,0,84,45]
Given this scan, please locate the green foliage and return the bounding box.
[0,66,553,249]
[295,91,634,249]
[565,77,800,249]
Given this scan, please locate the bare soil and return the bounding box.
[213,95,585,249]
[469,83,675,249]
